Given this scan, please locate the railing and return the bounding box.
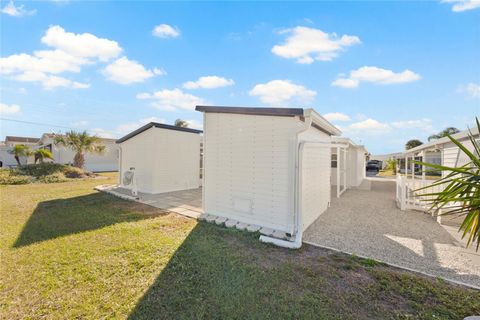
[396,175,443,212]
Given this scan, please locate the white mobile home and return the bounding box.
[38,134,119,172]
[196,106,341,248]
[116,122,203,194]
[396,127,479,224]
[331,137,367,196]
[0,136,40,167]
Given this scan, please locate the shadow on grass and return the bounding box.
[13,193,163,248]
[127,222,480,320]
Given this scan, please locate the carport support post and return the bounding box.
[411,153,415,180]
[336,146,340,198]
[343,148,347,189]
[421,150,426,182]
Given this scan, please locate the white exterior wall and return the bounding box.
[442,139,475,174]
[203,112,303,233]
[0,146,28,167]
[40,136,119,172]
[203,113,332,234]
[331,146,365,188]
[299,140,331,231]
[119,127,201,194]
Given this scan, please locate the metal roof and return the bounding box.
[5,136,40,143]
[116,122,202,144]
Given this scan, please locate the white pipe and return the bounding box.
[259,234,302,249]
[260,115,312,248]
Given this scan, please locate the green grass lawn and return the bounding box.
[1,173,479,319]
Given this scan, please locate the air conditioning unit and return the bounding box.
[123,168,138,196]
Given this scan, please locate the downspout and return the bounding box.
[260,114,313,249]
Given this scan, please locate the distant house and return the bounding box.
[0,134,119,171]
[331,137,368,196]
[396,126,479,224]
[37,133,119,172]
[0,136,40,167]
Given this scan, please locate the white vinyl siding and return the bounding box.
[119,127,201,194]
[203,112,301,233]
[301,144,331,230]
[203,112,333,234]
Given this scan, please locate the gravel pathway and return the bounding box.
[304,180,480,289]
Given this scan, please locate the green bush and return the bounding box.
[63,166,86,178]
[0,169,32,185]
[37,172,68,183]
[16,163,66,177]
[0,163,93,185]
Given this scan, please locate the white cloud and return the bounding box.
[323,112,351,122]
[0,103,21,114]
[183,76,234,89]
[185,119,203,130]
[332,66,421,88]
[102,57,161,84]
[117,116,166,134]
[90,117,168,139]
[391,118,435,133]
[249,80,316,105]
[0,25,122,89]
[458,83,480,98]
[442,0,480,11]
[41,25,122,61]
[345,118,391,135]
[89,128,116,139]
[271,26,360,64]
[1,0,36,17]
[152,24,180,38]
[13,71,89,89]
[137,88,206,112]
[331,78,359,89]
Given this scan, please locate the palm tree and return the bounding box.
[34,149,54,164]
[54,131,105,169]
[174,119,189,128]
[428,127,460,141]
[8,144,32,166]
[415,118,479,250]
[405,139,423,150]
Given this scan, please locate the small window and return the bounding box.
[331,154,337,168]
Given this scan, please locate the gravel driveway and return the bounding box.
[304,179,480,289]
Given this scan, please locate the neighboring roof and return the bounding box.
[404,127,479,154]
[5,136,40,143]
[116,122,203,144]
[195,105,341,136]
[332,136,368,152]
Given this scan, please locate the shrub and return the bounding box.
[63,166,86,178]
[0,169,32,185]
[37,172,68,183]
[16,163,66,177]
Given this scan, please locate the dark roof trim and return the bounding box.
[116,122,202,144]
[5,136,40,143]
[195,105,304,117]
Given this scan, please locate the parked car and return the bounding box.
[366,160,381,172]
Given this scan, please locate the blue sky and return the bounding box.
[1,0,479,154]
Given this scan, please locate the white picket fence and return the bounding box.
[396,175,443,212]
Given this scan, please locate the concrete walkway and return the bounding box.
[97,186,203,219]
[304,180,480,289]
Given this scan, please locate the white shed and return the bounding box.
[196,106,341,248]
[331,137,368,197]
[116,122,203,194]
